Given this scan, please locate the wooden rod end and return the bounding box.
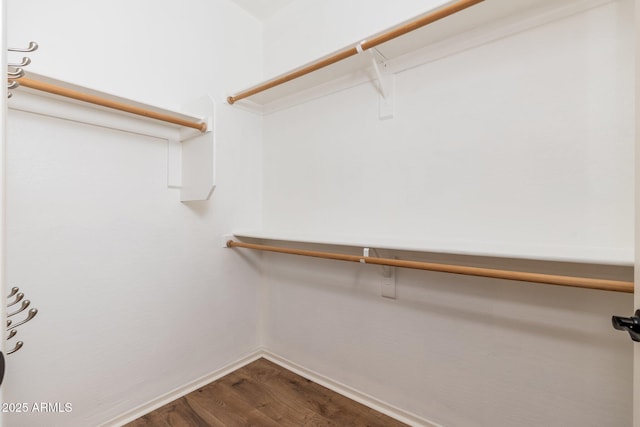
[226,240,234,248]
[199,122,208,133]
[227,96,236,105]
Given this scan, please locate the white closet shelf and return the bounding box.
[9,72,217,202]
[227,0,613,114]
[231,230,633,267]
[10,72,209,142]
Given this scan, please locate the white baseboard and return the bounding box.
[261,349,442,427]
[103,347,441,427]
[101,349,263,427]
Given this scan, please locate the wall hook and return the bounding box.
[7,68,25,79]
[7,308,38,331]
[7,341,23,355]
[8,300,30,317]
[7,292,24,307]
[8,41,38,53]
[8,57,30,68]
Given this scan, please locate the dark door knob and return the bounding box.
[612,309,640,342]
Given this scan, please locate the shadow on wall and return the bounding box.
[182,200,212,218]
[255,245,633,348]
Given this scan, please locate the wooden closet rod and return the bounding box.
[227,240,634,293]
[15,77,208,132]
[226,0,484,105]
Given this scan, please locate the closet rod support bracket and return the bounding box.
[357,46,395,120]
[363,248,397,299]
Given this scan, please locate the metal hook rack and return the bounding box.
[4,286,39,355]
[0,284,38,386]
[7,41,38,98]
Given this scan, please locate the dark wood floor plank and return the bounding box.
[218,370,316,426]
[127,400,213,427]
[271,372,405,427]
[246,367,334,416]
[259,361,406,427]
[302,413,341,427]
[236,369,325,412]
[236,358,283,382]
[125,409,173,427]
[186,380,282,427]
[125,358,408,427]
[321,392,407,427]
[162,402,211,427]
[179,394,229,427]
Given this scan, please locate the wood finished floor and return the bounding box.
[125,358,408,427]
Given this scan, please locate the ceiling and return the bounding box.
[230,0,296,20]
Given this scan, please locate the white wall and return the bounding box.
[4,1,263,426]
[262,1,634,426]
